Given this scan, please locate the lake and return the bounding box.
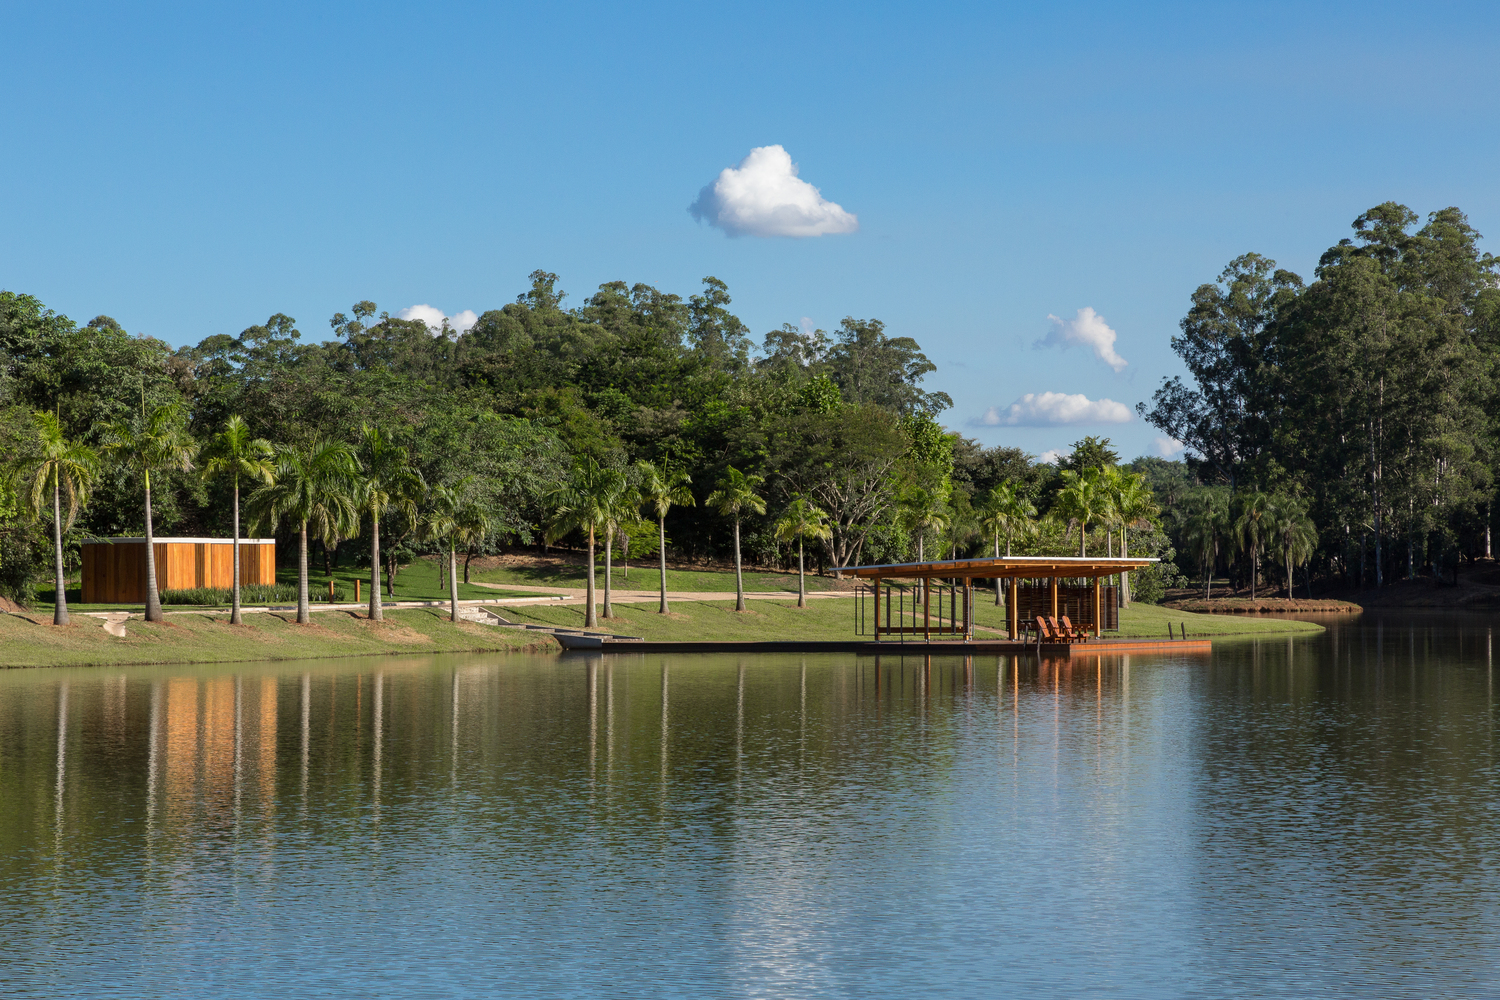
[2,611,1497,998]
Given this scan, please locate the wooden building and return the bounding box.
[81,537,276,603]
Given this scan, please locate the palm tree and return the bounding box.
[10,412,98,625]
[1051,468,1108,557]
[548,457,623,628]
[707,466,766,612]
[1270,495,1318,598]
[1182,489,1229,599]
[427,478,493,623]
[1106,470,1161,606]
[357,424,423,621]
[1233,490,1272,599]
[200,415,274,625]
[902,486,949,565]
[979,481,1036,604]
[636,460,694,613]
[100,403,197,622]
[602,478,639,619]
[775,497,832,608]
[248,438,359,624]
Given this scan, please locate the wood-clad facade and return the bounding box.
[82,538,276,603]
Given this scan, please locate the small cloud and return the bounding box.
[398,304,478,335]
[1038,449,1066,465]
[1154,435,1187,458]
[972,392,1133,427]
[689,145,858,238]
[1036,307,1127,371]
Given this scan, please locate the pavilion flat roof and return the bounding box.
[835,555,1158,579]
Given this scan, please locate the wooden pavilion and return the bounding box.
[836,555,1157,642]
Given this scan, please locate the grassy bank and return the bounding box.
[502,596,1325,642]
[25,557,542,615]
[0,608,549,669]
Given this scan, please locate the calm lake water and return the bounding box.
[2,612,1498,998]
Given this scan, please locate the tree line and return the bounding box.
[2,269,1191,624]
[1141,203,1499,593]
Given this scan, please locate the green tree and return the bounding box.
[1233,490,1273,598]
[248,438,359,624]
[774,497,832,608]
[199,415,274,624]
[1104,469,1161,606]
[9,412,98,624]
[548,457,624,628]
[1270,494,1318,597]
[707,466,765,611]
[1181,488,1230,599]
[635,460,694,613]
[979,481,1036,604]
[426,478,493,623]
[1050,468,1108,557]
[357,424,424,620]
[101,402,198,622]
[602,474,638,619]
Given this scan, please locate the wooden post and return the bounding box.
[1008,579,1018,639]
[1092,575,1101,637]
[1049,576,1058,620]
[873,576,881,640]
[354,578,361,603]
[923,576,931,642]
[964,578,973,639]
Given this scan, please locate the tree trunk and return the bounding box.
[231,479,242,625]
[585,526,598,627]
[449,542,459,623]
[1285,542,1293,598]
[143,471,162,622]
[1121,527,1131,607]
[658,514,669,614]
[733,517,745,612]
[52,476,68,626]
[797,538,806,608]
[994,536,1002,605]
[1079,522,1087,558]
[369,507,383,621]
[296,521,310,624]
[464,548,474,584]
[603,528,614,619]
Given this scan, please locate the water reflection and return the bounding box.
[2,615,1499,997]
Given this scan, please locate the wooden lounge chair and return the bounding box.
[1034,616,1057,643]
[1058,615,1091,643]
[1046,616,1080,643]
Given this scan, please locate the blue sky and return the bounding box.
[4,1,1497,462]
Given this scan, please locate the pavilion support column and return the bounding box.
[1092,575,1101,637]
[873,577,881,641]
[1049,577,1059,620]
[1008,579,1018,640]
[923,577,931,642]
[964,578,973,640]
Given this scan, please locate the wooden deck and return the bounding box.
[554,635,1214,656]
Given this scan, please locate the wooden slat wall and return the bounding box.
[82,541,276,602]
[1014,584,1119,632]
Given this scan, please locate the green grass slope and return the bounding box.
[471,560,837,594]
[0,608,548,669]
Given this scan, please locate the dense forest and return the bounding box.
[2,201,1496,618]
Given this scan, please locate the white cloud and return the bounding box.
[398,304,478,335]
[1038,449,1066,465]
[1036,307,1127,372]
[1154,435,1187,458]
[689,145,858,238]
[973,392,1133,427]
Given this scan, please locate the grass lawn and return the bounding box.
[498,595,1324,642]
[471,559,838,594]
[275,557,540,604]
[0,607,549,669]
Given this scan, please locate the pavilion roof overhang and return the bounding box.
[835,555,1158,580]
